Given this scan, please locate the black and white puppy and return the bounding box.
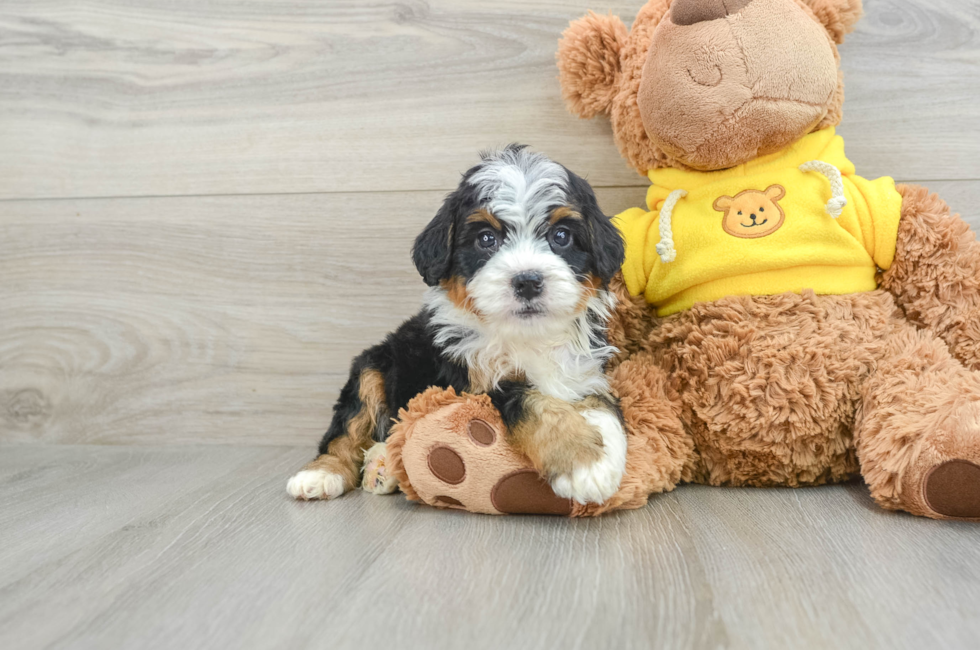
[287,145,627,505]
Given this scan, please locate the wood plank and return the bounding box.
[2,182,977,446]
[0,0,977,200]
[838,0,980,180]
[0,190,436,445]
[1,445,979,650]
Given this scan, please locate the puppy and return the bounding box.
[287,145,627,505]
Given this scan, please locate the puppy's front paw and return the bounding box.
[287,469,345,500]
[549,409,626,505]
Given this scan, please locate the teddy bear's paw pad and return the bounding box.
[467,419,496,446]
[427,446,466,484]
[924,460,980,519]
[287,469,345,501]
[361,442,399,495]
[490,470,572,515]
[550,409,627,505]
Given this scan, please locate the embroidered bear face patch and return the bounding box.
[713,185,786,239]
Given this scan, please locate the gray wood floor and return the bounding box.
[2,445,980,650]
[2,0,980,648]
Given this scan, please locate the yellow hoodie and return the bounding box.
[617,128,903,316]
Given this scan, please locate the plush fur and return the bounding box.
[288,146,629,506]
[881,184,980,372]
[385,0,980,520]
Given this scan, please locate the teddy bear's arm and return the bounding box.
[879,184,980,371]
[605,273,658,368]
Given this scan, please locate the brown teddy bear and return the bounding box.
[384,0,980,520]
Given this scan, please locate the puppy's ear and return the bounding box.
[587,206,626,284]
[566,170,624,285]
[412,197,457,287]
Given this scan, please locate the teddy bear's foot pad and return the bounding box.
[924,460,980,519]
[491,470,573,515]
[397,396,575,515]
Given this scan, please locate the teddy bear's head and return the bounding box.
[557,0,863,173]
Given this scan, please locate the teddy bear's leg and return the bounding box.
[385,357,692,516]
[880,184,980,371]
[854,317,980,519]
[385,387,578,515]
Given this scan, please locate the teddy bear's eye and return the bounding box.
[759,207,765,212]
[737,211,742,216]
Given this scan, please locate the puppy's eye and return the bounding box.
[477,230,498,250]
[550,227,572,249]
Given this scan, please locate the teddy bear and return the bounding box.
[382,0,980,520]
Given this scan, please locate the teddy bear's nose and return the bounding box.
[671,0,754,25]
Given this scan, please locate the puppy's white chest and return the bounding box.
[521,346,608,402]
[471,342,607,403]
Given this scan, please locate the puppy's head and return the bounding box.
[413,145,624,328]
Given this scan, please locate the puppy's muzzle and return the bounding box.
[511,272,544,300]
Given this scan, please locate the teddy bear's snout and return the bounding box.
[671,0,754,26]
[687,50,725,87]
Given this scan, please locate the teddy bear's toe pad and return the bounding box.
[924,460,980,519]
[491,470,573,515]
[427,446,466,484]
[468,419,496,445]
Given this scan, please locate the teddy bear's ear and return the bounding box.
[765,185,786,201]
[557,11,629,119]
[799,0,863,44]
[713,196,733,212]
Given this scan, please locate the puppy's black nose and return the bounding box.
[512,272,544,300]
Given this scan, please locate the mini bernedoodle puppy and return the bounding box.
[287,145,628,505]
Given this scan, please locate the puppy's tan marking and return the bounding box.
[467,367,524,394]
[510,392,611,478]
[549,205,582,225]
[302,369,387,491]
[576,273,602,313]
[440,276,478,315]
[466,209,502,231]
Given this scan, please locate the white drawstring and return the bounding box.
[800,160,847,218]
[656,189,687,263]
